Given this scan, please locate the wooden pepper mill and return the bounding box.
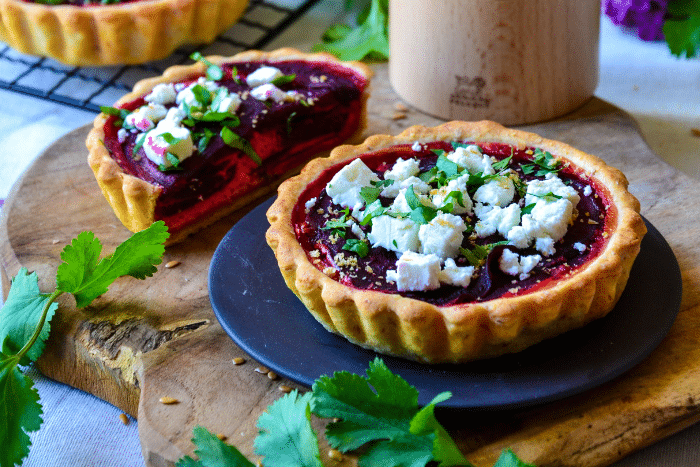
[389,0,601,125]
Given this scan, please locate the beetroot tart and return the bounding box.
[266,121,647,363]
[87,48,372,243]
[0,0,248,65]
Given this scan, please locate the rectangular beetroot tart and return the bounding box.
[266,121,647,363]
[87,48,372,244]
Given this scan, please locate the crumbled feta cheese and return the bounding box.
[384,158,420,181]
[525,175,580,207]
[529,198,575,241]
[143,125,195,168]
[411,141,423,152]
[214,93,242,114]
[386,251,441,291]
[574,242,586,252]
[245,66,284,87]
[350,221,366,240]
[439,258,474,287]
[145,83,177,105]
[124,104,168,132]
[431,173,473,215]
[418,212,466,259]
[447,145,494,175]
[473,176,515,206]
[305,197,317,211]
[250,84,294,103]
[382,175,431,198]
[535,236,556,256]
[117,128,129,143]
[326,158,380,210]
[499,249,542,280]
[389,188,434,215]
[367,215,420,254]
[475,203,521,237]
[583,185,593,196]
[176,78,220,108]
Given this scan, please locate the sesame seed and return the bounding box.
[165,260,181,269]
[159,396,179,405]
[255,366,269,374]
[232,357,246,365]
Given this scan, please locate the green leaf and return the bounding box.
[664,10,700,58]
[410,392,469,467]
[176,425,256,467]
[493,449,536,467]
[0,269,58,365]
[311,358,419,451]
[0,351,43,467]
[436,155,460,178]
[255,390,323,467]
[220,127,262,166]
[190,52,224,81]
[360,185,383,205]
[358,434,435,467]
[492,155,512,172]
[313,0,389,61]
[271,74,297,87]
[56,222,169,308]
[343,239,369,258]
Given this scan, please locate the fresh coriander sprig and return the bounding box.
[313,0,389,61]
[0,222,169,467]
[190,52,224,81]
[176,358,537,467]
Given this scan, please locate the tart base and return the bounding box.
[266,121,647,363]
[87,48,372,244]
[0,0,248,65]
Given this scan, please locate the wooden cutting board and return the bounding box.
[2,63,700,467]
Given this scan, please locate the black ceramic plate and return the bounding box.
[209,197,682,409]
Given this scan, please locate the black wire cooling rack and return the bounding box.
[0,0,321,113]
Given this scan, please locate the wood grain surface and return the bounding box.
[1,63,700,467]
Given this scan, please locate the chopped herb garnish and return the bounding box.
[343,238,369,257]
[100,106,130,127]
[492,155,512,171]
[271,74,297,86]
[190,52,224,81]
[460,241,508,267]
[220,127,262,166]
[521,203,536,215]
[521,148,560,177]
[286,111,297,136]
[132,133,146,158]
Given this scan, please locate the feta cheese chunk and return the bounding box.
[499,249,542,280]
[368,215,420,254]
[473,176,515,206]
[475,203,521,237]
[418,212,466,259]
[386,251,441,291]
[214,92,242,114]
[430,173,473,215]
[447,145,494,175]
[439,258,474,287]
[144,83,177,105]
[525,175,580,207]
[124,104,168,132]
[245,66,284,87]
[326,158,380,209]
[250,84,292,103]
[143,125,195,168]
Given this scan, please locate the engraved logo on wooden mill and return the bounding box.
[449,76,490,108]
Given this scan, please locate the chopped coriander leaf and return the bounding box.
[436,154,460,178]
[271,74,297,86]
[360,200,388,226]
[360,185,383,205]
[343,238,369,257]
[410,205,437,225]
[437,190,465,213]
[286,111,297,136]
[460,241,508,267]
[195,128,215,154]
[189,84,213,107]
[322,219,349,231]
[418,166,439,184]
[492,155,512,171]
[521,203,536,215]
[220,127,262,166]
[190,52,224,81]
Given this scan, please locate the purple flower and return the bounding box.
[603,0,669,41]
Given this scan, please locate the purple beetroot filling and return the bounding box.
[293,142,610,306]
[103,60,365,220]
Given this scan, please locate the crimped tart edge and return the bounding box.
[265,120,647,363]
[86,48,373,244]
[0,0,248,66]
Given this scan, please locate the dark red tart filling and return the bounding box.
[292,142,612,306]
[102,59,367,234]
